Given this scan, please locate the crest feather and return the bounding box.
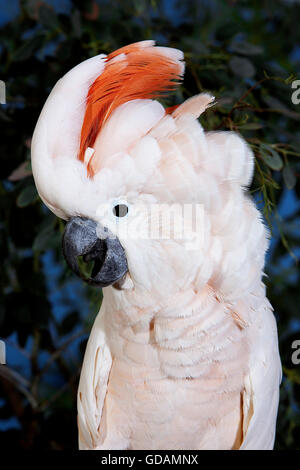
[78,41,184,174]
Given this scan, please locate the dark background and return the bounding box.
[0,0,300,450]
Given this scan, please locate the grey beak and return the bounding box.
[62,217,128,287]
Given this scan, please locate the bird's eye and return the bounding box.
[112,203,129,218]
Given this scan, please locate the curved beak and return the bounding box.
[62,217,128,287]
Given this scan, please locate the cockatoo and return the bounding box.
[31,41,281,450]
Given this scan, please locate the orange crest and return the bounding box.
[78,41,184,176]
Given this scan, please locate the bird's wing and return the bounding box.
[77,304,112,449]
[240,299,282,450]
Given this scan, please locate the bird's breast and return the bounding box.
[103,287,249,449]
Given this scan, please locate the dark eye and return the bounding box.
[112,203,129,218]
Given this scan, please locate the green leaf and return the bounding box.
[14,35,44,62]
[71,9,82,38]
[263,95,300,121]
[259,143,283,170]
[283,166,296,189]
[238,122,264,130]
[77,255,95,279]
[16,185,38,208]
[0,110,12,122]
[8,161,32,181]
[229,56,256,78]
[38,4,59,29]
[32,228,60,252]
[283,367,300,385]
[38,213,57,233]
[25,0,41,17]
[230,42,264,56]
[32,229,53,252]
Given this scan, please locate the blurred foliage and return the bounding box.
[0,0,300,450]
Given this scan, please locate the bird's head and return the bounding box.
[32,41,267,303]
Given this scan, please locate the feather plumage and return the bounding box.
[78,41,184,176]
[31,41,281,451]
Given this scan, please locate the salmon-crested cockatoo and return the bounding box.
[31,41,281,450]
